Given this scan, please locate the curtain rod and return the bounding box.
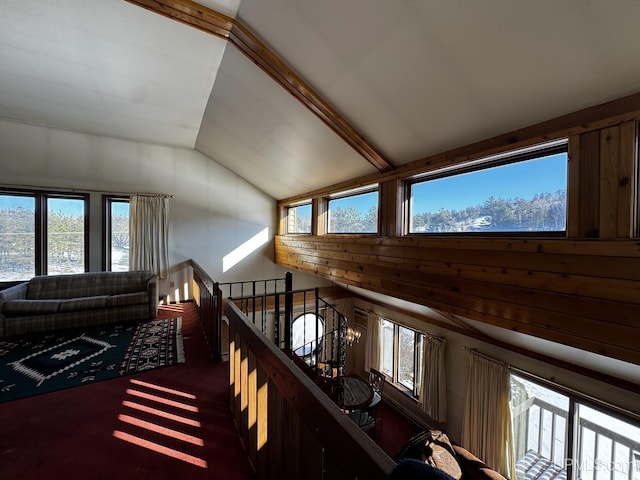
[426,332,446,342]
[0,183,174,198]
[132,193,174,198]
[464,347,509,367]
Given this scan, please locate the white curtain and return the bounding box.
[129,195,170,279]
[461,351,516,478]
[418,335,447,423]
[365,312,380,373]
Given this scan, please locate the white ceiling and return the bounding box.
[3,0,640,199]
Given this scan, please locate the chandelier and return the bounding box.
[346,327,361,347]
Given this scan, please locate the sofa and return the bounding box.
[392,430,507,480]
[0,271,157,337]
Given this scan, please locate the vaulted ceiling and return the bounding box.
[3,0,640,200]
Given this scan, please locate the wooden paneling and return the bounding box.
[578,130,601,237]
[600,127,621,238]
[617,121,637,238]
[379,178,401,236]
[567,135,581,238]
[276,235,640,366]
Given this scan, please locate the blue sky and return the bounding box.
[332,153,567,215]
[0,196,130,217]
[412,153,567,213]
[0,196,87,215]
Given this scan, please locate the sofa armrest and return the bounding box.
[0,282,29,335]
[452,445,507,480]
[147,274,158,319]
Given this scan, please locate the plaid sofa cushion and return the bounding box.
[2,299,60,316]
[106,292,149,308]
[58,295,108,312]
[27,271,154,300]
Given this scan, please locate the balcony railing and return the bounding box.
[514,397,640,480]
[188,260,394,479]
[225,285,394,479]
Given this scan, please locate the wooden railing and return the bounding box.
[226,299,395,480]
[190,260,221,361]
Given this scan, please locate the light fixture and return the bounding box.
[346,327,361,347]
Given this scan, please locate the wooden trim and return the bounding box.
[618,121,637,238]
[600,126,620,239]
[567,135,581,238]
[379,178,400,236]
[124,0,234,38]
[579,130,601,237]
[124,0,394,173]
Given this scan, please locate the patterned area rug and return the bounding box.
[0,317,184,403]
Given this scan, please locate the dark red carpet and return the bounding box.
[0,303,255,480]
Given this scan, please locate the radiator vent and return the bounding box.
[353,306,368,328]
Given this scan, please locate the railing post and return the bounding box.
[284,271,293,352]
[215,281,223,363]
[337,314,347,407]
[252,280,256,326]
[274,292,280,347]
[314,287,320,372]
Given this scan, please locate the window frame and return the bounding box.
[405,140,569,237]
[103,195,130,272]
[291,312,325,358]
[510,370,640,480]
[45,194,90,275]
[326,184,380,234]
[286,200,313,235]
[378,317,423,399]
[0,188,89,280]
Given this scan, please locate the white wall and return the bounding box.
[0,119,323,295]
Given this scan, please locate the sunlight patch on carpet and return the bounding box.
[116,378,207,469]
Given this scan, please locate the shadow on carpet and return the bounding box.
[0,317,184,403]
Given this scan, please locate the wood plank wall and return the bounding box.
[276,97,640,367]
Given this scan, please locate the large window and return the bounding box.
[0,194,35,280]
[0,191,88,281]
[408,141,568,234]
[47,197,86,275]
[287,202,312,234]
[378,318,423,396]
[105,196,130,271]
[327,186,379,233]
[292,312,325,357]
[510,373,640,480]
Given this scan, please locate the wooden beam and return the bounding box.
[124,0,234,38]
[124,0,394,173]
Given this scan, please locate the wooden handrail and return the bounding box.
[226,299,395,479]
